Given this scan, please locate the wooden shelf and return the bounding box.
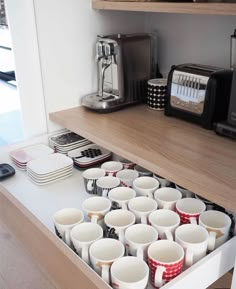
[92,0,236,15]
[50,105,236,212]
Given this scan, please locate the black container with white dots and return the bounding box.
[147,78,167,110]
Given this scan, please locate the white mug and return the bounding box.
[116,169,139,187]
[148,240,184,288]
[133,176,160,198]
[199,210,232,250]
[70,222,103,264]
[149,209,180,241]
[154,187,182,211]
[108,187,136,210]
[125,224,158,261]
[101,161,123,176]
[134,165,152,177]
[104,209,135,243]
[128,196,158,224]
[82,196,111,225]
[111,256,149,289]
[53,208,84,247]
[153,174,171,188]
[82,168,106,194]
[96,176,120,197]
[89,238,125,284]
[175,224,215,267]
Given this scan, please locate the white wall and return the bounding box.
[33,0,146,132]
[145,13,236,76]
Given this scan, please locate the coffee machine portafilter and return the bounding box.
[82,34,158,112]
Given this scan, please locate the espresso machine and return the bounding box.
[82,34,158,112]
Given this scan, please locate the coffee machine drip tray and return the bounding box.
[82,93,138,113]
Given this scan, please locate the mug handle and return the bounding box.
[136,247,144,260]
[189,217,198,225]
[146,192,153,199]
[101,264,110,284]
[164,229,173,241]
[81,246,89,264]
[208,231,216,251]
[154,265,166,288]
[102,189,109,197]
[185,247,194,267]
[64,229,72,247]
[163,203,171,210]
[141,215,147,224]
[91,214,99,224]
[118,230,125,244]
[121,203,128,210]
[87,180,94,192]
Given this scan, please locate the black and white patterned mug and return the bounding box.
[147,78,167,110]
[82,168,106,194]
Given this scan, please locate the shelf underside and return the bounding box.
[50,105,236,212]
[92,0,236,15]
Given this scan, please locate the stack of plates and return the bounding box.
[49,131,91,155]
[68,143,112,168]
[10,144,54,170]
[26,153,73,185]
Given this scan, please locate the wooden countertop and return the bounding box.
[50,105,236,212]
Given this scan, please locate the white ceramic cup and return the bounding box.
[111,256,149,289]
[176,198,206,224]
[82,168,106,194]
[70,222,103,264]
[101,161,123,176]
[132,176,160,198]
[82,196,111,225]
[125,224,158,261]
[128,196,158,224]
[149,209,180,241]
[134,165,152,177]
[175,224,215,267]
[154,187,182,211]
[199,210,232,250]
[104,209,136,243]
[116,169,139,187]
[96,176,120,197]
[89,238,125,284]
[175,184,194,198]
[53,208,84,247]
[108,187,136,210]
[153,174,171,188]
[148,240,184,288]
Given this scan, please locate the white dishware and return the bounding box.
[89,238,125,284]
[70,222,103,264]
[149,209,180,241]
[82,196,111,225]
[104,209,135,243]
[132,176,160,198]
[101,161,123,176]
[199,210,232,250]
[128,196,158,224]
[96,176,120,197]
[82,168,106,194]
[111,256,149,289]
[154,187,182,211]
[153,173,171,187]
[108,187,136,210]
[148,240,184,288]
[53,208,84,247]
[125,224,158,261]
[175,224,215,267]
[116,169,139,187]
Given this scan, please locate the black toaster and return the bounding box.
[165,64,233,129]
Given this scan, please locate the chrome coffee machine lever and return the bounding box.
[82,34,157,112]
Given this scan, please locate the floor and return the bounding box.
[0,26,24,147]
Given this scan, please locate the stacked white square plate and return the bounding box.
[48,131,91,155]
[10,144,54,170]
[68,143,112,168]
[26,153,73,185]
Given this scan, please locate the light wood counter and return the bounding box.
[50,105,236,212]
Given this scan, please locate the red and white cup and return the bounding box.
[101,161,123,176]
[176,198,206,224]
[148,240,184,288]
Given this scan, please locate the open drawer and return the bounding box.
[0,137,235,289]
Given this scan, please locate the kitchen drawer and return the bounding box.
[0,136,235,289]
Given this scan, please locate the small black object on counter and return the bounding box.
[0,163,15,180]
